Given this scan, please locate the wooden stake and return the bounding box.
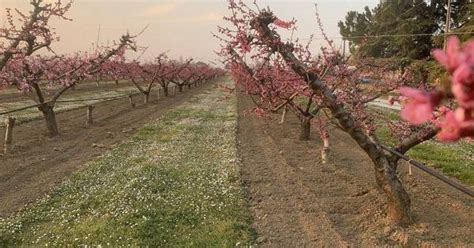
[144,94,149,104]
[4,117,16,154]
[86,105,95,125]
[408,164,413,176]
[321,137,330,164]
[129,95,136,108]
[280,106,288,124]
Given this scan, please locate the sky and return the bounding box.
[0,0,379,63]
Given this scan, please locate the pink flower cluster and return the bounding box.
[400,36,474,141]
[273,18,294,29]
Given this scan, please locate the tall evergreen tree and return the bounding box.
[338,0,442,59]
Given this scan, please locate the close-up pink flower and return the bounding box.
[432,36,462,73]
[456,108,474,137]
[437,111,462,141]
[273,18,293,29]
[399,87,439,125]
[451,82,474,108]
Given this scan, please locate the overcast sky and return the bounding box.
[0,0,378,63]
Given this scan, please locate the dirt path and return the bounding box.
[0,83,211,217]
[237,93,473,246]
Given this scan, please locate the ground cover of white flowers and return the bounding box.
[0,80,255,246]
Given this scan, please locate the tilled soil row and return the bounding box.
[0,82,212,217]
[237,93,473,247]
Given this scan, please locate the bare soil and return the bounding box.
[237,93,474,247]
[0,83,209,217]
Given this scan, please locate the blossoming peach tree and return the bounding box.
[0,35,136,136]
[121,55,195,100]
[0,0,71,72]
[0,1,137,136]
[216,0,473,226]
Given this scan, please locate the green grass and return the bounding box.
[407,142,473,184]
[0,80,255,247]
[374,108,474,185]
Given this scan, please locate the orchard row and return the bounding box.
[0,0,224,136]
[218,0,473,226]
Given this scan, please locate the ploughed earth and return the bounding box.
[1,81,472,247]
[237,93,473,247]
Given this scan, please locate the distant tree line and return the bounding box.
[338,0,474,59]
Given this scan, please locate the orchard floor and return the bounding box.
[237,93,474,247]
[1,78,472,246]
[0,82,209,217]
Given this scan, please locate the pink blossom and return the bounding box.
[452,82,474,108]
[437,108,474,141]
[456,108,474,137]
[438,105,451,114]
[399,87,440,125]
[432,36,462,73]
[461,39,474,64]
[453,63,473,86]
[452,63,474,108]
[388,96,397,106]
[237,33,251,54]
[273,18,293,29]
[437,111,462,141]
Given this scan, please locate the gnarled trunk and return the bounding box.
[300,117,311,141]
[187,84,192,89]
[115,80,119,85]
[178,85,184,92]
[38,103,59,136]
[374,158,412,226]
[163,86,169,97]
[249,15,412,226]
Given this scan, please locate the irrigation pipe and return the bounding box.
[0,91,143,116]
[0,103,42,116]
[381,144,474,197]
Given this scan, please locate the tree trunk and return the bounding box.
[163,86,169,97]
[129,95,136,108]
[187,84,191,89]
[299,117,311,141]
[86,105,95,125]
[38,104,59,136]
[115,80,119,85]
[249,18,413,226]
[374,158,413,226]
[144,93,150,104]
[178,85,184,92]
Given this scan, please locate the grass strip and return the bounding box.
[0,80,255,247]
